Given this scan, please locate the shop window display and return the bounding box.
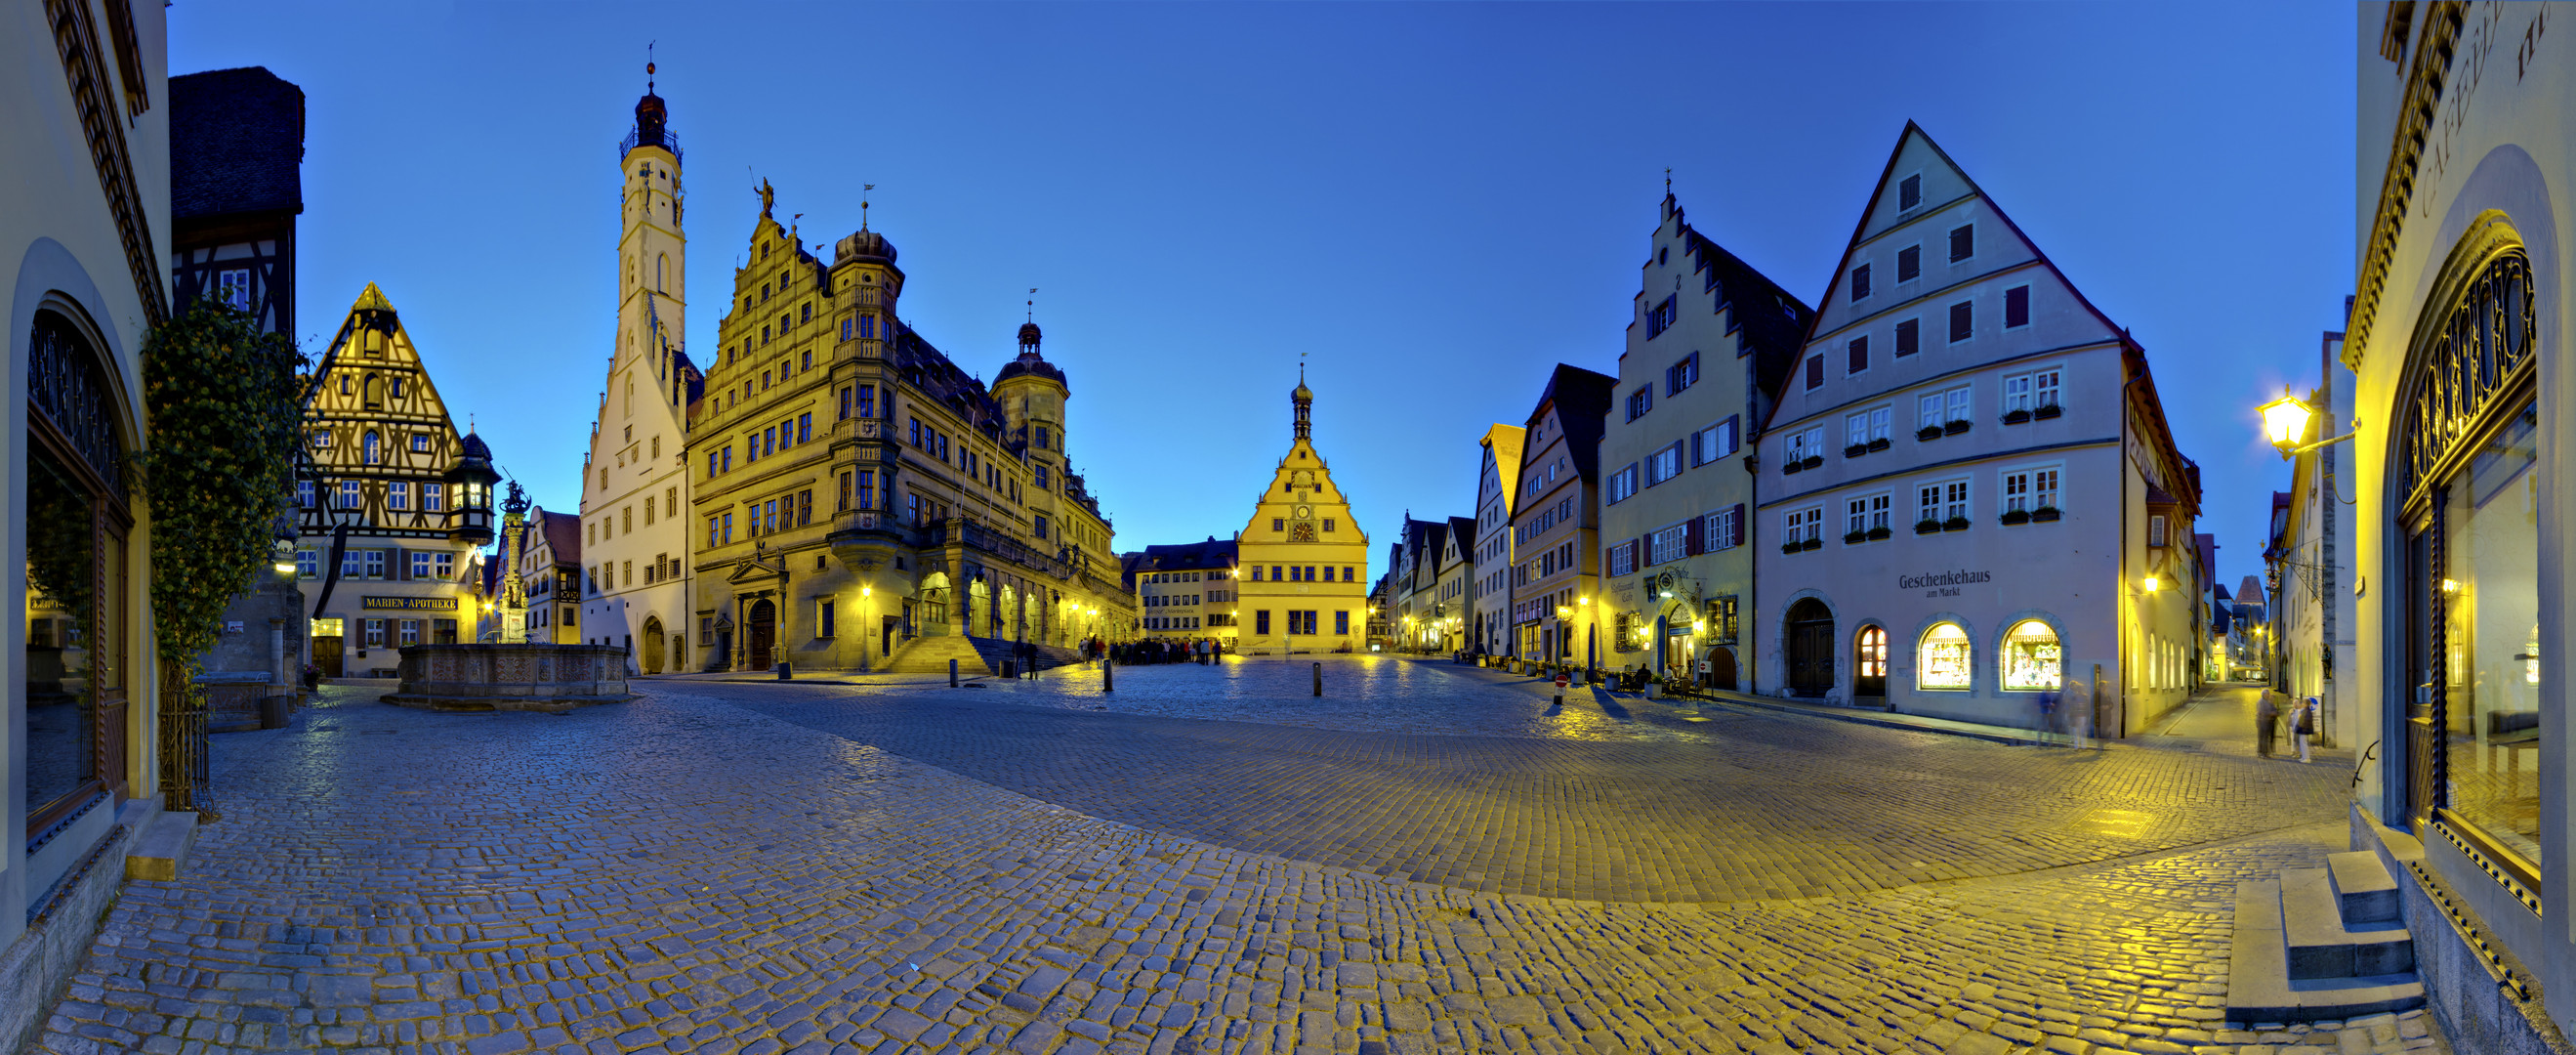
[2442,402,2541,865]
[1917,623,1971,690]
[2001,619,2062,692]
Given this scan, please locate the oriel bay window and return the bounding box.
[25,310,134,833]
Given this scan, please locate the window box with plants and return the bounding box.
[1844,443,1869,459]
[1867,525,1892,540]
[1802,536,1823,551]
[1866,437,1891,452]
[1915,518,1943,535]
[1999,508,2031,526]
[1942,515,1972,531]
[1844,529,1870,545]
[2033,403,2062,420]
[2030,506,2061,522]
[1782,540,1804,555]
[1943,419,1971,436]
[2001,408,2031,425]
[1783,458,1805,476]
[1916,425,1944,443]
[1801,454,1823,471]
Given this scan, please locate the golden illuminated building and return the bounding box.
[1233,373,1370,654]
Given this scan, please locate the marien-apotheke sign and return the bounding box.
[1897,569,1993,590]
[362,596,458,612]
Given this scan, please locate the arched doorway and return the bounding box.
[1785,598,1835,697]
[641,616,665,674]
[917,571,951,637]
[1854,626,1888,705]
[745,600,776,669]
[1708,647,1738,692]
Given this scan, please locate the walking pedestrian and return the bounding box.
[2257,690,2280,758]
[2294,696,2320,763]
[2036,690,2061,746]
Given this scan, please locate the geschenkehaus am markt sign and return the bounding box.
[1898,570,1992,597]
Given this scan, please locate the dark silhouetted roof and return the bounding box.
[539,511,582,565]
[1517,364,1616,514]
[170,67,305,220]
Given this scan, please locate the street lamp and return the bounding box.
[2256,389,2355,459]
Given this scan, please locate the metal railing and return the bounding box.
[617,126,683,163]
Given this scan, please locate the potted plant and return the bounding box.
[1782,540,1804,555]
[1942,515,1972,531]
[1801,536,1823,551]
[1915,518,1943,534]
[2000,508,2031,526]
[1867,437,1891,451]
[2031,505,2062,522]
[1867,525,1892,540]
[1844,529,1869,545]
[1800,454,1824,471]
[1783,458,1805,475]
[1943,419,1971,436]
[1844,443,1869,459]
[2034,403,2062,420]
[1916,425,1944,443]
[2001,408,2032,425]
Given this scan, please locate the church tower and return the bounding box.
[578,63,702,673]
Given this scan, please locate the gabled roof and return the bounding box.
[1517,364,1616,509]
[171,67,305,221]
[2214,583,2233,602]
[1667,204,1814,406]
[539,511,581,565]
[1445,516,1477,559]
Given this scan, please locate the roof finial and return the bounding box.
[861,184,875,232]
[1027,287,1037,322]
[646,42,655,92]
[1665,167,1672,194]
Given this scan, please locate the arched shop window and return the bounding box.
[1917,623,1971,691]
[2397,243,2541,872]
[2000,619,2062,692]
[25,310,133,842]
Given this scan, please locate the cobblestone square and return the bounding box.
[37,658,2445,1055]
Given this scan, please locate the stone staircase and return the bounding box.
[2229,851,2427,1024]
[882,635,1088,676]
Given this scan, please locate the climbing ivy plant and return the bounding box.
[138,303,303,713]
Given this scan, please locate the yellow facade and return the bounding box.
[1234,375,1370,653]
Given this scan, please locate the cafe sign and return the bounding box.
[361,596,458,612]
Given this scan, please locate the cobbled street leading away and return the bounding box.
[35,658,2444,1055]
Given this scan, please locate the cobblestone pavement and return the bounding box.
[35,671,2446,1055]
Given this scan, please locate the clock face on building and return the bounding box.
[1295,505,1312,520]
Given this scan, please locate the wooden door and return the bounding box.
[746,600,776,668]
[642,617,665,674]
[1786,599,1835,697]
[313,637,345,678]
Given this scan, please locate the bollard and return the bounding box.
[1103,658,1115,693]
[950,658,960,688]
[1554,694,1563,706]
[776,661,792,681]
[1312,661,1321,697]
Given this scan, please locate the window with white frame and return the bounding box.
[1845,405,1890,447]
[2003,373,2033,414]
[1945,385,1971,424]
[1644,441,1683,486]
[1666,353,1698,396]
[2149,514,2169,546]
[1705,506,1739,550]
[339,480,363,509]
[386,481,409,511]
[363,549,387,579]
[296,549,317,578]
[2032,467,2059,510]
[1847,492,1890,536]
[1918,392,1946,431]
[410,552,433,579]
[423,483,444,512]
[436,552,455,579]
[1943,479,1970,521]
[1784,507,1822,544]
[1784,425,1825,463]
[1692,417,1738,464]
[2032,366,2061,410]
[1606,539,1638,577]
[1649,523,1687,566]
[2001,465,2062,515]
[1606,464,1640,503]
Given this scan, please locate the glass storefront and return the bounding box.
[25,446,97,816]
[1918,623,1971,690]
[2442,402,2541,865]
[2001,619,2062,692]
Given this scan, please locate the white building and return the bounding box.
[1470,424,1523,657]
[579,73,702,674]
[1751,123,2201,736]
[2268,328,2356,742]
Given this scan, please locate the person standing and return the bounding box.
[2257,690,2280,758]
[2294,696,2320,763]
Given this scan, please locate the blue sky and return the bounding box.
[171,2,2354,591]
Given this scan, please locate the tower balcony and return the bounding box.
[619,125,683,164]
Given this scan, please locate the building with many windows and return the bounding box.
[1126,538,1239,645]
[690,187,1132,673]
[1390,516,1471,654]
[519,507,583,645]
[1750,123,2199,733]
[1234,373,1370,654]
[1598,191,1812,689]
[581,74,702,673]
[1508,364,1615,668]
[1469,424,1523,657]
[292,284,498,678]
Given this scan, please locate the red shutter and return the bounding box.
[1729,505,1746,547]
[1684,517,1703,556]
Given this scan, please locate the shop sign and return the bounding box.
[1897,570,1992,598]
[362,596,458,612]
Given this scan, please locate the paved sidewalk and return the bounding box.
[33,679,2445,1055]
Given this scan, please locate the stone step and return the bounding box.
[2329,850,2402,925]
[2281,868,2414,979]
[2228,879,2426,1024]
[124,810,198,882]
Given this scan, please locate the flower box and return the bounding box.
[1942,516,1972,531]
[1915,519,1943,535]
[2030,506,2061,522]
[2001,408,2032,425]
[1801,536,1823,551]
[1844,443,1869,459]
[1782,459,1805,476]
[2033,403,2062,420]
[1866,437,1891,451]
[1867,525,1892,540]
[1943,419,1972,436]
[1782,541,1803,554]
[2000,509,2031,526]
[1916,425,1944,443]
[1801,455,1824,471]
[1844,530,1870,545]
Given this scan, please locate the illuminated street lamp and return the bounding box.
[2256,389,2355,459]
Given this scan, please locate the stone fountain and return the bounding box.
[383,482,634,712]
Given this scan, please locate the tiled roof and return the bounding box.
[540,511,582,565]
[170,67,305,220]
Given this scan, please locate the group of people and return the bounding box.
[2257,690,2324,762]
[1109,639,1224,665]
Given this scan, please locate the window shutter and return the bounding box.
[1685,517,1703,556]
[1729,505,1746,547]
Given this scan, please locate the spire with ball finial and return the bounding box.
[1291,358,1312,442]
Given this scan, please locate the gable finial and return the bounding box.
[1027,287,1036,322]
[1665,167,1672,194]
[861,184,875,232]
[645,42,655,92]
